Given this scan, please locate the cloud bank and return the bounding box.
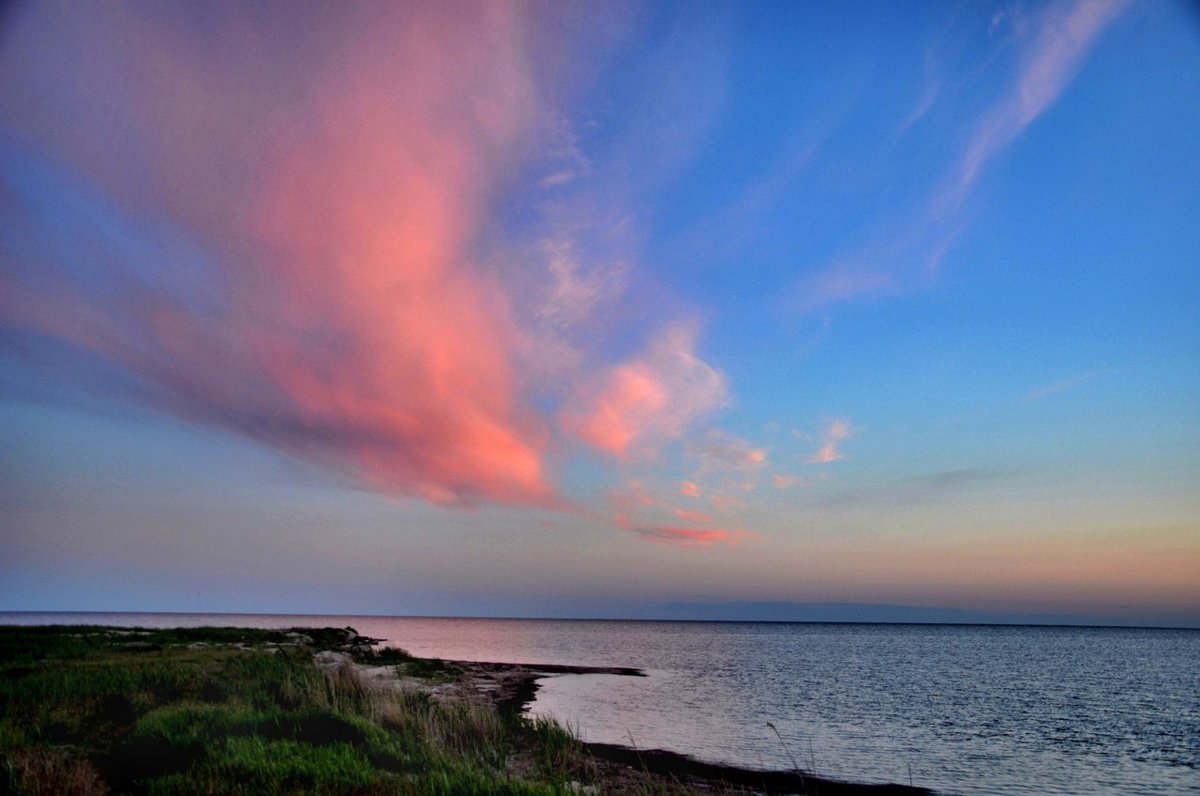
[1,2,553,506]
[0,1,742,542]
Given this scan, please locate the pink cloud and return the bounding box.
[608,481,752,547]
[680,480,702,498]
[672,507,716,525]
[0,2,556,507]
[807,419,854,464]
[561,323,728,458]
[614,514,750,548]
[636,525,750,547]
[772,474,803,489]
[687,429,769,474]
[675,429,770,504]
[710,494,746,512]
[612,480,662,510]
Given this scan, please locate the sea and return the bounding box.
[2,613,1196,795]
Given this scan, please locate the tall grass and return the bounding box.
[0,626,615,795]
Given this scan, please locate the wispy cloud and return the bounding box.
[815,467,1009,509]
[607,480,750,547]
[904,468,1005,490]
[772,473,807,489]
[686,429,768,475]
[895,26,948,136]
[667,428,770,518]
[942,0,1133,210]
[790,266,894,315]
[561,322,728,459]
[709,493,746,512]
[792,0,1131,317]
[672,506,716,525]
[614,513,751,548]
[536,236,627,332]
[1023,371,1098,401]
[807,419,855,465]
[535,112,594,189]
[612,480,663,510]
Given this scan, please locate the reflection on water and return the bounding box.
[5,613,1197,796]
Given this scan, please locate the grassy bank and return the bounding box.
[0,625,614,795]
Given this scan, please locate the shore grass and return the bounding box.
[0,625,617,795]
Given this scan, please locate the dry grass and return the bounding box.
[5,746,110,796]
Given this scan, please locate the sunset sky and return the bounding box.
[2,0,1197,626]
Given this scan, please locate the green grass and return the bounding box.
[521,716,584,780]
[0,625,608,796]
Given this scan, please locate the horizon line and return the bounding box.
[2,608,1196,633]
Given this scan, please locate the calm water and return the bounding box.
[4,613,1197,795]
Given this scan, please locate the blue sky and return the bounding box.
[1,0,1197,625]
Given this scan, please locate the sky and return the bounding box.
[1,0,1197,627]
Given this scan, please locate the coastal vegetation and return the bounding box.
[0,625,927,795]
[0,625,604,795]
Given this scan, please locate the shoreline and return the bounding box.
[394,655,933,795]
